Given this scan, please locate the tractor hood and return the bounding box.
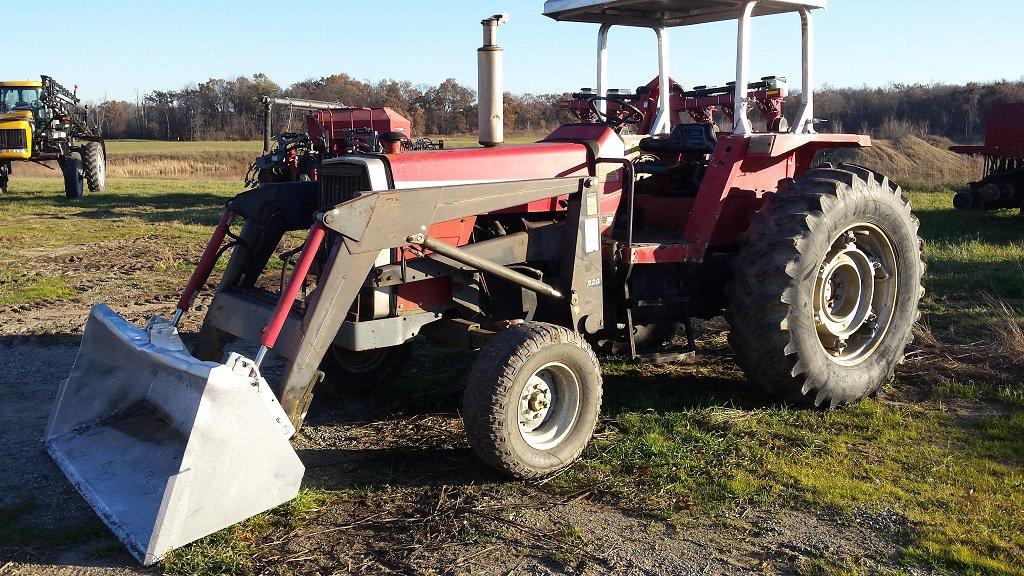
[0,110,33,123]
[0,113,33,160]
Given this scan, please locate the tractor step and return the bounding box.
[624,233,695,264]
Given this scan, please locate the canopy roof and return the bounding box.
[543,0,826,26]
[0,81,43,88]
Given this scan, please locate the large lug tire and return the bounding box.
[725,163,925,408]
[83,142,106,192]
[61,152,85,199]
[463,322,603,479]
[318,343,411,397]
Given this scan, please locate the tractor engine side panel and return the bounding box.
[368,125,626,315]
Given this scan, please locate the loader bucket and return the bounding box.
[45,305,305,565]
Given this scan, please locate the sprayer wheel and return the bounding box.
[61,152,85,199]
[83,142,106,192]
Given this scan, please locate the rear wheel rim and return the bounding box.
[813,223,898,366]
[517,362,581,450]
[96,149,105,186]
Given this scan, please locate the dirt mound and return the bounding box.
[820,134,982,187]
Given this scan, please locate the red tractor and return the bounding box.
[47,1,924,564]
[951,103,1024,216]
[248,98,441,186]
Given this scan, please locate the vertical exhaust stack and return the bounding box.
[478,13,509,148]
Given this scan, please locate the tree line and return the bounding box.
[91,73,1024,143]
[91,73,573,141]
[811,81,1024,142]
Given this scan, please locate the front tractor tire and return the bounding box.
[463,323,602,479]
[725,164,925,408]
[61,152,85,199]
[83,142,106,192]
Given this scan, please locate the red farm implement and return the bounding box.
[951,102,1024,216]
[46,0,924,564]
[247,98,440,186]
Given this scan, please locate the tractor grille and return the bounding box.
[0,129,28,151]
[319,163,370,211]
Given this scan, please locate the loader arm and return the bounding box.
[196,176,603,428]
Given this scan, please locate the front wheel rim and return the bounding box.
[813,223,899,366]
[517,362,581,450]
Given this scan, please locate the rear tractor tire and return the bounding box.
[318,343,411,397]
[61,152,85,199]
[725,164,925,408]
[83,142,106,192]
[463,322,602,479]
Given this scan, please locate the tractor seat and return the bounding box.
[640,123,718,156]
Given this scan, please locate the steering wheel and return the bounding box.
[587,96,644,129]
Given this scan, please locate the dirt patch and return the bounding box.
[0,235,213,338]
[0,343,149,575]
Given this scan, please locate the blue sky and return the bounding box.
[5,1,1023,102]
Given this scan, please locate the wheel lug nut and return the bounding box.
[829,339,848,356]
[871,261,889,280]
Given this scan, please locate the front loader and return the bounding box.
[47,0,925,565]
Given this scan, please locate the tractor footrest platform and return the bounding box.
[624,232,695,264]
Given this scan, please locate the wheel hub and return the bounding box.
[517,362,581,450]
[813,225,898,365]
[519,379,553,431]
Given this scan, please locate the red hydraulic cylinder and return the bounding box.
[260,223,327,352]
[174,209,234,320]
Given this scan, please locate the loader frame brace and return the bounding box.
[192,177,603,428]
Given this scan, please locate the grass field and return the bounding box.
[1,171,1022,574]
[103,140,265,154]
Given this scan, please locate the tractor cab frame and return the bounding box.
[546,0,824,136]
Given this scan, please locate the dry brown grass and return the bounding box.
[13,151,254,181]
[984,294,1024,364]
[901,296,1024,404]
